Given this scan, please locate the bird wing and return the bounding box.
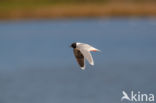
[77,43,95,65]
[73,49,85,69]
[77,43,100,52]
[79,47,94,65]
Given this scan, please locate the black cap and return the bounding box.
[70,42,76,48]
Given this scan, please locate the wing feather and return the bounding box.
[79,48,94,65]
[73,49,85,69]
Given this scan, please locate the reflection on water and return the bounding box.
[0,18,156,103]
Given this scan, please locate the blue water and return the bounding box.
[0,18,156,103]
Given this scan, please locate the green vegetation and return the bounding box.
[0,0,156,20]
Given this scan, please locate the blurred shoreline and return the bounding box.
[0,1,156,20]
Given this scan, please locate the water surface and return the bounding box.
[0,18,156,103]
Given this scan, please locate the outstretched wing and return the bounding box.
[76,42,100,66]
[77,42,100,52]
[73,49,85,69]
[79,48,94,65]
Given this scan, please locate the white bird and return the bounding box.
[70,42,100,70]
[121,91,131,101]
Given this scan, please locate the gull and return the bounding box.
[70,42,100,70]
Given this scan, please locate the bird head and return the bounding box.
[70,42,76,48]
